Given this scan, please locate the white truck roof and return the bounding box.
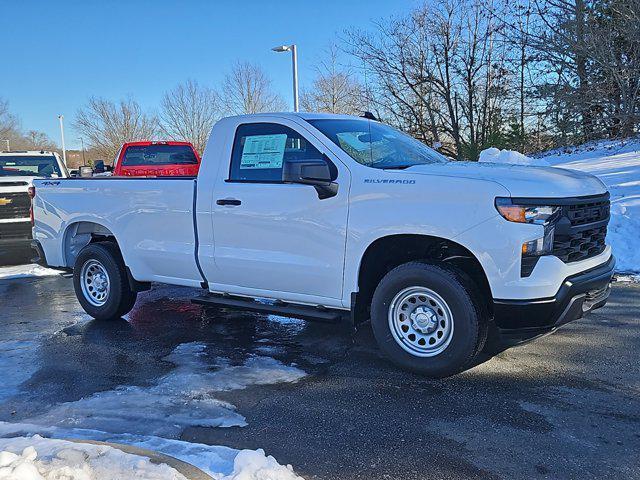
[0,150,60,157]
[220,112,367,122]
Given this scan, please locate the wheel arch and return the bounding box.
[63,221,150,292]
[352,234,493,323]
[62,220,119,268]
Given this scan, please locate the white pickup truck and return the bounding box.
[1,150,67,258]
[31,113,615,377]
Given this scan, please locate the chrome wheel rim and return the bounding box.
[388,286,454,357]
[80,259,110,307]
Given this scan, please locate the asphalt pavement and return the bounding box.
[0,271,638,479]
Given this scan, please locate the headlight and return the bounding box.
[495,198,560,225]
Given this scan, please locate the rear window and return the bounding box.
[0,155,63,177]
[122,145,198,166]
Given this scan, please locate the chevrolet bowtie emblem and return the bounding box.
[0,197,12,206]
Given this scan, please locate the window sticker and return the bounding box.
[240,134,287,169]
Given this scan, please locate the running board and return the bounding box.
[192,294,347,323]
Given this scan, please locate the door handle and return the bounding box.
[216,198,242,206]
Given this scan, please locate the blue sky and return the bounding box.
[1,0,415,149]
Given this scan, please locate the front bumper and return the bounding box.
[0,220,32,244]
[0,221,33,259]
[492,256,615,341]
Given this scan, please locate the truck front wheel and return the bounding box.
[370,262,486,378]
[73,242,137,320]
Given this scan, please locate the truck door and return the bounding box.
[207,119,350,305]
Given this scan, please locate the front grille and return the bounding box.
[0,221,32,240]
[553,225,607,262]
[0,181,28,187]
[552,195,610,263]
[0,192,30,220]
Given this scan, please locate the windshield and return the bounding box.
[0,155,63,177]
[307,119,448,169]
[122,145,198,166]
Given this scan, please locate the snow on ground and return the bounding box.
[23,342,305,436]
[0,264,61,280]
[0,342,306,478]
[221,449,302,480]
[479,139,640,273]
[0,435,187,480]
[0,428,302,480]
[0,434,302,480]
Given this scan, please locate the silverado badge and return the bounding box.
[0,197,12,206]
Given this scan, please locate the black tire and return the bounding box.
[370,262,486,378]
[73,242,137,320]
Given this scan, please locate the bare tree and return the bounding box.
[585,0,640,136]
[74,97,158,160]
[23,130,57,150]
[499,0,640,142]
[0,98,18,141]
[301,45,365,114]
[0,98,58,151]
[347,0,510,159]
[221,62,287,114]
[159,80,221,154]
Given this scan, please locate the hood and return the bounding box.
[396,162,607,198]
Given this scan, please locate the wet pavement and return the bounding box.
[0,271,639,479]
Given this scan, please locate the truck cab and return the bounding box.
[112,141,200,177]
[0,150,67,259]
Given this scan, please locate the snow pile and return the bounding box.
[221,449,302,480]
[0,428,305,480]
[0,264,61,280]
[479,144,640,273]
[0,424,237,479]
[0,435,187,480]
[478,147,550,166]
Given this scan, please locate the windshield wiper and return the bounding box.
[382,165,413,170]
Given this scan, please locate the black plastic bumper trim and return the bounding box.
[493,256,615,335]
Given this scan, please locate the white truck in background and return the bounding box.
[0,150,67,258]
[31,113,614,377]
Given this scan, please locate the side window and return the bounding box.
[229,123,324,182]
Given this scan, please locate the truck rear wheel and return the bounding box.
[73,242,137,320]
[370,262,486,378]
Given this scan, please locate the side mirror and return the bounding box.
[283,157,338,199]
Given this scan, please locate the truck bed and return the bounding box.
[33,177,203,287]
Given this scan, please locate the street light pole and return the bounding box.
[79,137,86,165]
[291,44,299,112]
[272,44,299,112]
[58,115,67,166]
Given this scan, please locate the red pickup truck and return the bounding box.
[112,141,200,177]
